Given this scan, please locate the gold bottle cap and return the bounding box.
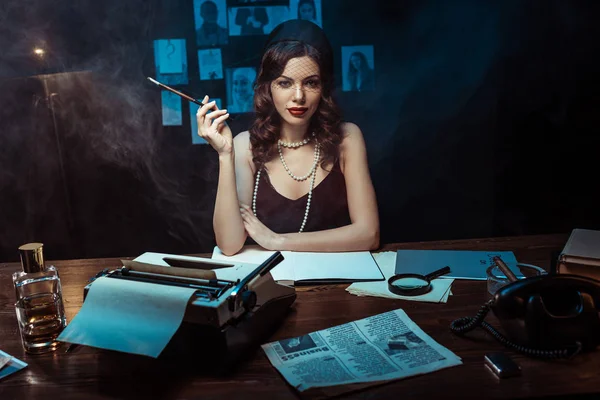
[18,243,45,273]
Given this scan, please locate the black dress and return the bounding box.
[253,161,351,234]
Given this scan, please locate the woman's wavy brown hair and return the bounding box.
[249,40,343,170]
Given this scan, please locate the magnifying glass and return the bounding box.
[387,266,451,296]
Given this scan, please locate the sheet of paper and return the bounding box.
[57,276,197,358]
[133,252,257,282]
[211,246,385,283]
[161,90,182,126]
[157,39,184,74]
[347,251,454,303]
[0,350,27,381]
[212,246,292,281]
[395,250,520,280]
[261,308,462,393]
[291,251,384,282]
[0,355,11,371]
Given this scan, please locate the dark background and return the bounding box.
[1,0,599,262]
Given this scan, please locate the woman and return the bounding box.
[297,0,317,25]
[227,67,256,113]
[347,51,375,92]
[197,20,379,255]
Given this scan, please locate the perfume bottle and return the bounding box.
[12,243,67,354]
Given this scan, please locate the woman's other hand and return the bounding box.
[196,95,232,155]
[239,204,283,250]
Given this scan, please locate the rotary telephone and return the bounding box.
[451,274,600,358]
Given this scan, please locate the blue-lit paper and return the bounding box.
[193,0,229,47]
[226,67,255,113]
[158,39,184,74]
[161,90,182,126]
[290,0,323,27]
[57,276,197,358]
[228,6,290,36]
[153,39,189,85]
[341,45,376,92]
[395,250,520,280]
[190,98,222,145]
[198,48,223,80]
[0,350,27,381]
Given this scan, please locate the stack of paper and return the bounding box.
[347,252,453,303]
[211,246,385,284]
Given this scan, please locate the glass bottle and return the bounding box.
[12,243,67,354]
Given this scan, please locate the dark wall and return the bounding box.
[1,0,599,262]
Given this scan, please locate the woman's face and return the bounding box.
[299,3,315,20]
[351,54,362,70]
[271,56,321,128]
[233,69,252,105]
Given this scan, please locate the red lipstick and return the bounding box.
[288,107,308,117]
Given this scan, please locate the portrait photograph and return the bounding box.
[341,45,375,92]
[289,0,322,27]
[194,0,229,47]
[228,6,290,36]
[227,0,289,5]
[225,67,256,113]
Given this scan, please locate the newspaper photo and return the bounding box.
[261,309,462,392]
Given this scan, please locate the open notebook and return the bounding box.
[211,246,385,285]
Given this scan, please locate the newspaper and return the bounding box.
[261,309,462,393]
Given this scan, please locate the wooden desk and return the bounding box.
[1,234,599,399]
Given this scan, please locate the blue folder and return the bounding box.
[394,250,521,280]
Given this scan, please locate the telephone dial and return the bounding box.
[450,274,600,358]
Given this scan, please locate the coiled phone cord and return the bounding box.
[450,300,582,359]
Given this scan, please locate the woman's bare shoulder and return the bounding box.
[339,122,365,147]
[339,123,367,172]
[234,130,253,155]
[233,131,256,173]
[234,130,251,145]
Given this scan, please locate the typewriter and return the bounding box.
[84,251,296,370]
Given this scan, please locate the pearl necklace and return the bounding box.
[252,142,320,233]
[277,141,321,181]
[278,133,314,148]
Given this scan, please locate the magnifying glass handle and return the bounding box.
[425,266,451,281]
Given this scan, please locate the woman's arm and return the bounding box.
[195,97,254,256]
[213,131,255,255]
[240,123,380,252]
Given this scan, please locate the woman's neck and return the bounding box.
[279,123,310,143]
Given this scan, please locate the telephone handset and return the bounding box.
[450,274,600,358]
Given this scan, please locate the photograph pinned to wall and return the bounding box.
[341,45,375,92]
[228,6,289,36]
[198,48,223,80]
[190,98,222,145]
[153,39,189,85]
[194,0,229,47]
[289,0,322,27]
[161,90,183,126]
[227,0,289,5]
[225,67,256,113]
